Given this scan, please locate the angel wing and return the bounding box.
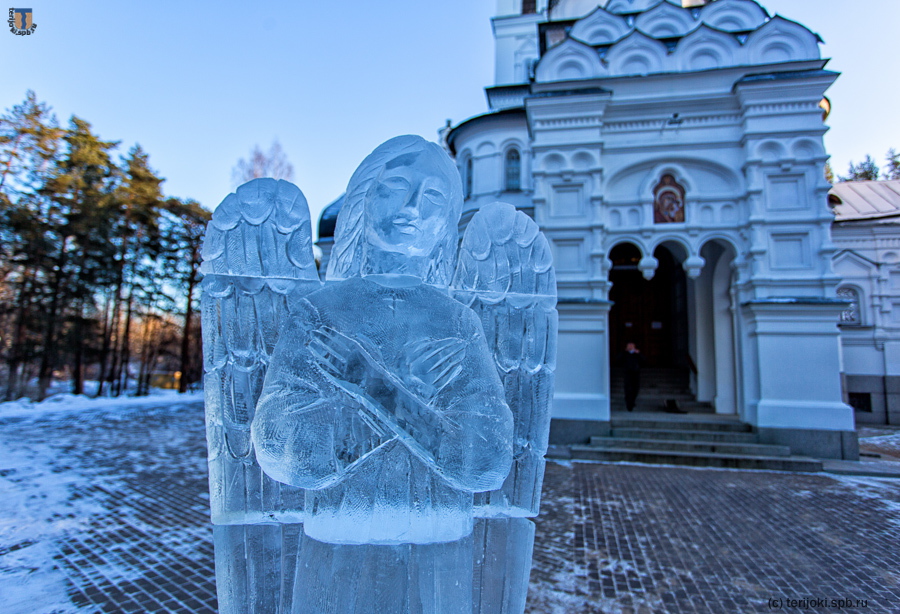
[200,178,322,526]
[452,201,558,518]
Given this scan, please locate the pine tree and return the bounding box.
[100,145,165,396]
[885,149,900,181]
[838,149,900,183]
[160,198,210,393]
[0,92,64,399]
[1,94,211,400]
[839,155,880,182]
[38,116,119,398]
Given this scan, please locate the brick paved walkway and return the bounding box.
[0,401,217,614]
[1,401,898,613]
[528,461,900,613]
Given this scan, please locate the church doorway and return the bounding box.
[608,242,692,413]
[608,243,688,369]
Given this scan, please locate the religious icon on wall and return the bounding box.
[653,174,686,224]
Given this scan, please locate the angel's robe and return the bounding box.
[251,276,513,545]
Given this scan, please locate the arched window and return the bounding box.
[465,157,473,198]
[837,287,861,325]
[505,149,521,191]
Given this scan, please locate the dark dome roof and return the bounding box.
[318,193,345,239]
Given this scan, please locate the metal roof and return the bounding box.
[829,180,900,223]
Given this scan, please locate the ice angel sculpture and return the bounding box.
[201,179,321,612]
[201,136,557,614]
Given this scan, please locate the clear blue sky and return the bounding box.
[3,1,898,236]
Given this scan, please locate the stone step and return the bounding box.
[611,377,689,385]
[610,428,758,443]
[609,388,694,397]
[569,445,823,472]
[610,399,709,412]
[610,377,689,385]
[609,377,690,390]
[611,418,752,433]
[588,436,792,457]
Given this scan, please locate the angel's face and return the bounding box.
[364,151,452,257]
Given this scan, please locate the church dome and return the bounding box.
[318,193,344,239]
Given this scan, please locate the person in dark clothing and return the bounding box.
[621,342,643,412]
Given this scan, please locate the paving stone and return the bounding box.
[2,402,900,613]
[526,460,900,613]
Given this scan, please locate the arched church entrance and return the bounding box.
[609,243,688,368]
[688,240,739,415]
[608,243,690,412]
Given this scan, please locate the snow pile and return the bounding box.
[0,389,203,419]
[859,430,900,458]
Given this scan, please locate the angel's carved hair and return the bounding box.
[326,135,463,286]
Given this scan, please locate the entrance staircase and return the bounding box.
[572,368,824,472]
[570,414,823,472]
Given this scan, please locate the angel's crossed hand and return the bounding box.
[306,327,453,461]
[405,338,466,402]
[308,326,376,387]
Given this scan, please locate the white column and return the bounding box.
[552,301,612,422]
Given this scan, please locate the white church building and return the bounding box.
[319,0,900,460]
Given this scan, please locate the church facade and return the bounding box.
[445,0,857,459]
[317,0,877,459]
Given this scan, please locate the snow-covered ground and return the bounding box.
[0,389,204,419]
[1,392,899,613]
[0,391,212,614]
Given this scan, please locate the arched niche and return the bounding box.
[535,38,606,82]
[700,0,768,32]
[745,16,821,65]
[836,285,864,326]
[605,0,675,15]
[634,1,697,38]
[790,138,822,161]
[541,152,568,172]
[570,7,631,46]
[754,140,787,163]
[463,155,475,198]
[572,150,597,170]
[608,159,743,213]
[476,141,497,156]
[692,238,739,414]
[550,0,608,20]
[673,25,742,71]
[604,30,669,77]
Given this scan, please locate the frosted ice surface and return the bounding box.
[293,530,475,614]
[203,138,556,613]
[255,276,513,545]
[454,202,558,518]
[202,179,321,614]
[202,178,320,526]
[472,518,536,614]
[253,137,514,545]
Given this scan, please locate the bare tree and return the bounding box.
[232,140,294,186]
